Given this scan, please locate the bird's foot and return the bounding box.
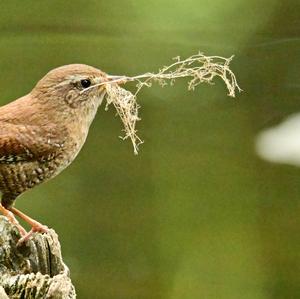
[17,223,49,246]
[8,207,49,245]
[0,203,27,236]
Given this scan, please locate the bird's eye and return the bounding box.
[80,79,91,89]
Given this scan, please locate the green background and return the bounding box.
[0,1,299,298]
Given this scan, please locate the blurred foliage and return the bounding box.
[0,1,299,298]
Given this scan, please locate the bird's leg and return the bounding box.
[0,203,27,236]
[9,207,49,244]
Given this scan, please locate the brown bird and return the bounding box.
[0,64,108,243]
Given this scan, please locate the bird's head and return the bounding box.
[32,64,108,124]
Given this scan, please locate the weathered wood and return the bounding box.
[0,216,76,299]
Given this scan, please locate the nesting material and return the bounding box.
[105,84,142,155]
[100,52,242,154]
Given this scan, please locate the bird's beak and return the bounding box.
[107,75,124,81]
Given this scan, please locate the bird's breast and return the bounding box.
[49,122,90,176]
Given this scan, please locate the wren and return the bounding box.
[0,64,108,242]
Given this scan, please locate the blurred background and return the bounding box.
[0,1,299,298]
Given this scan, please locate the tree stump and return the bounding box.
[0,216,76,299]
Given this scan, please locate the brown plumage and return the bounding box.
[0,64,107,242]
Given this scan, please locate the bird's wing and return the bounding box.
[0,123,65,164]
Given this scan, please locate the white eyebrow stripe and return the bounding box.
[55,75,103,88]
[55,80,72,87]
[66,75,88,81]
[54,75,88,88]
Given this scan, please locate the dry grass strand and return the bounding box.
[97,52,242,154]
[105,84,143,155]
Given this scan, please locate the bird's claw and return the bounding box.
[17,224,49,246]
[0,208,27,237]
